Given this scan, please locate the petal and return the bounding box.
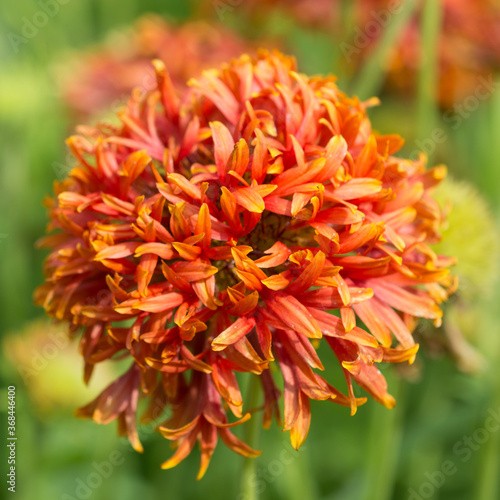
[218,427,262,458]
[116,292,185,314]
[161,427,199,470]
[171,242,202,261]
[290,392,311,450]
[353,300,392,347]
[194,203,212,249]
[171,259,219,282]
[340,306,356,333]
[254,241,291,268]
[94,242,140,261]
[232,187,265,213]
[167,173,201,200]
[267,294,322,339]
[287,251,325,295]
[210,121,234,182]
[261,273,290,291]
[212,316,256,351]
[135,242,175,259]
[212,361,244,411]
[197,420,218,480]
[370,280,443,322]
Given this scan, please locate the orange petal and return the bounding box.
[194,203,212,250]
[218,427,261,458]
[227,291,259,316]
[353,134,378,177]
[353,300,392,347]
[172,242,202,261]
[329,178,382,200]
[197,421,218,480]
[167,173,201,199]
[261,273,290,291]
[251,128,268,182]
[267,295,322,339]
[340,306,356,333]
[210,121,234,182]
[227,138,249,178]
[172,259,219,282]
[255,317,274,361]
[212,362,244,409]
[116,292,185,314]
[162,262,192,292]
[232,187,265,213]
[290,392,311,450]
[287,251,325,295]
[161,428,199,470]
[220,187,243,231]
[94,242,140,261]
[255,241,291,268]
[370,281,443,322]
[135,242,175,259]
[212,316,256,351]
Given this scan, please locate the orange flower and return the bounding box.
[59,15,254,119]
[36,50,455,478]
[207,0,338,29]
[354,0,500,107]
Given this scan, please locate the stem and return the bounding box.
[475,289,500,500]
[361,371,404,500]
[417,0,442,146]
[239,374,262,500]
[351,0,417,99]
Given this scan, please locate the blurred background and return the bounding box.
[1,1,500,499]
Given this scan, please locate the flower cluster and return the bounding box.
[36,50,455,478]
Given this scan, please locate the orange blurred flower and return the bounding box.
[354,0,500,106]
[59,15,254,119]
[36,50,455,477]
[209,0,338,28]
[219,0,500,107]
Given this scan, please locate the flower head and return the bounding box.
[36,50,455,477]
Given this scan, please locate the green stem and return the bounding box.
[361,372,405,500]
[239,374,262,500]
[417,0,442,146]
[351,0,417,99]
[475,291,500,500]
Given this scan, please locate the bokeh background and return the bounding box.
[1,1,500,499]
